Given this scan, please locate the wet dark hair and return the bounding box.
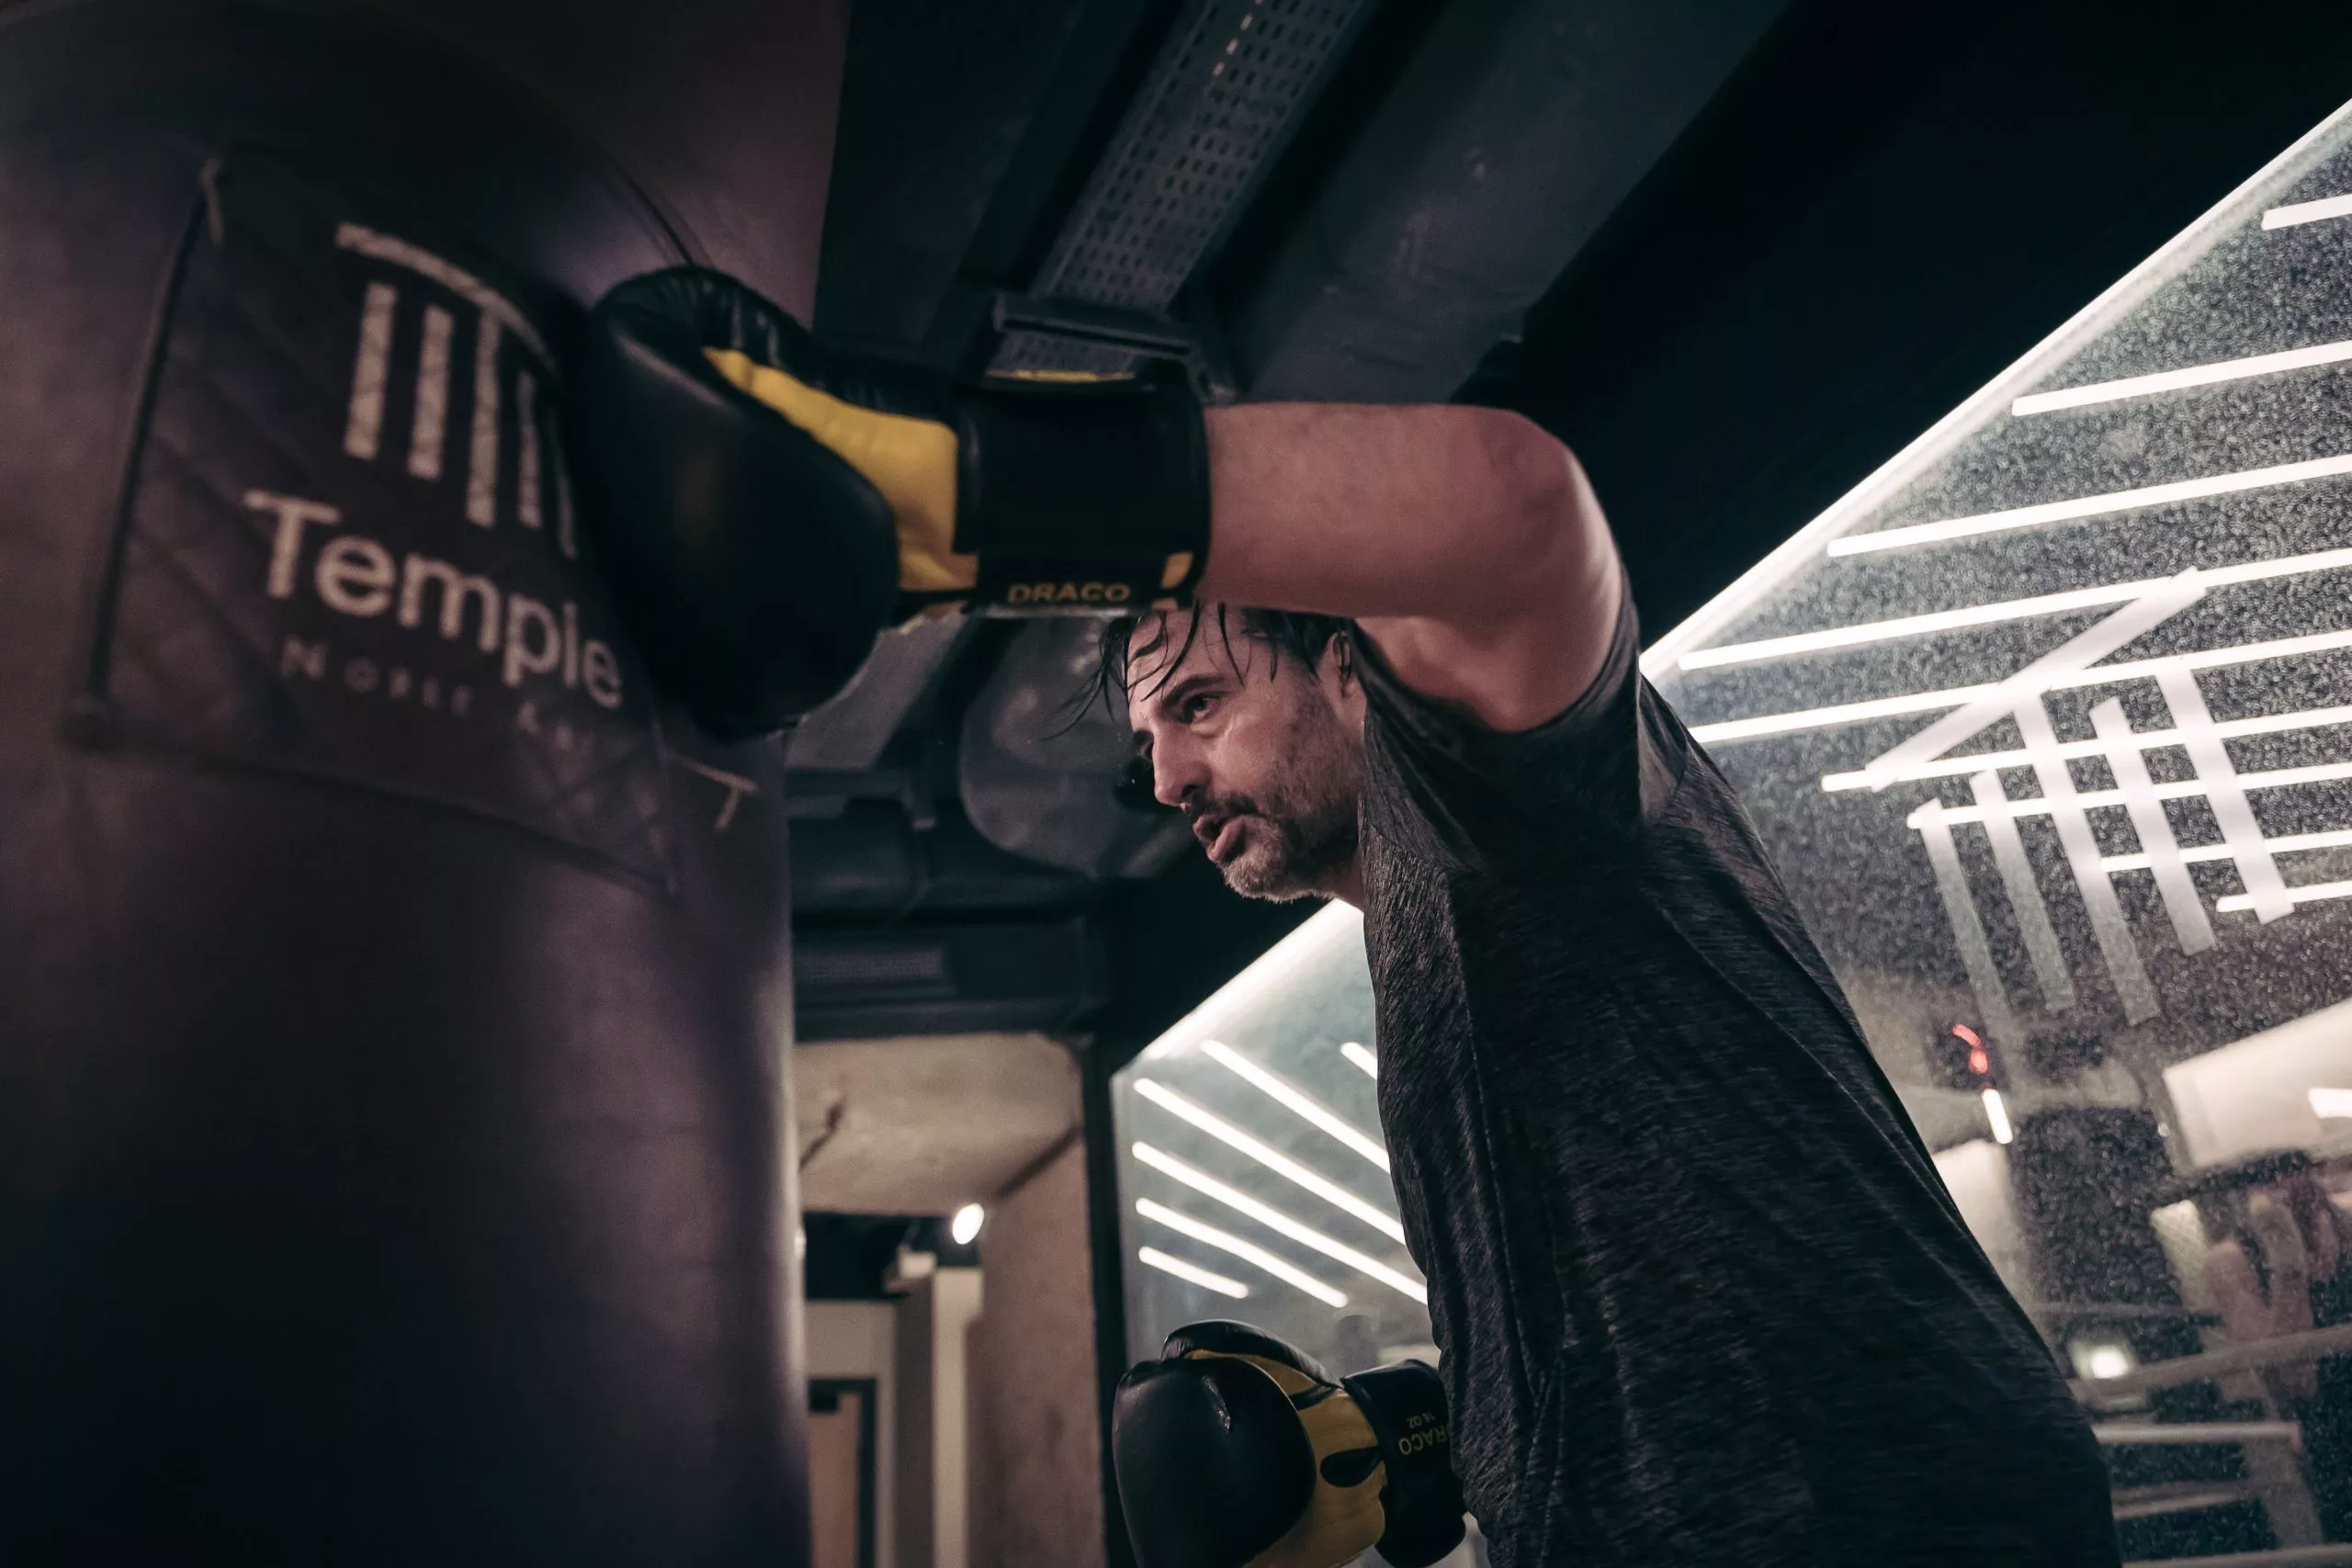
[1083,605,1353,807]
[1086,604,1354,715]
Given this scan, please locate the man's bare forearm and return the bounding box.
[1196,401,1623,731]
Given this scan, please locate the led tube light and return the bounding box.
[1820,702,2352,790]
[1984,1089,2014,1145]
[1136,1198,1349,1308]
[2011,339,2352,415]
[1905,759,2352,828]
[1133,1077,1405,1241]
[1690,627,2352,744]
[1137,1246,1248,1298]
[1200,1041,1390,1171]
[1133,1142,1428,1303]
[1683,547,2352,671]
[1825,455,2352,558]
[2265,192,2352,229]
[2220,879,2352,914]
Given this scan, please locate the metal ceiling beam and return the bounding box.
[989,0,1378,378]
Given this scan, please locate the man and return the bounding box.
[573,272,2118,1568]
[1095,411,2118,1568]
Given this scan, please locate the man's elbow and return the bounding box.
[1466,409,1607,594]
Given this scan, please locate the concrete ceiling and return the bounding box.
[794,1033,1083,1214]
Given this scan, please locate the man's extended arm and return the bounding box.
[1200,402,1624,732]
[571,274,1624,736]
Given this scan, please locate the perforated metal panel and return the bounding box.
[992,0,1371,374]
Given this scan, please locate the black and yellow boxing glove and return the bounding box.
[569,266,1209,738]
[1112,1320,1464,1568]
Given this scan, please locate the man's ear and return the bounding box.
[1324,630,1357,695]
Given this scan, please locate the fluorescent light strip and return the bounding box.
[2103,829,2352,874]
[1340,1042,1379,1079]
[1821,702,2352,790]
[1136,1199,1349,1308]
[1137,1246,1248,1298]
[1133,1077,1405,1242]
[2266,192,2352,230]
[2310,1088,2352,1119]
[1690,626,2352,745]
[2011,340,2352,416]
[1905,759,2352,828]
[1853,579,2205,789]
[2221,879,2352,914]
[1683,547,2352,671]
[1984,1089,2015,1145]
[1200,1041,1390,1172]
[2160,669,2294,922]
[2091,698,2215,955]
[1682,582,2165,670]
[1133,1142,1428,1303]
[1824,454,2352,558]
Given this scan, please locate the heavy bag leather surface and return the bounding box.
[0,5,815,1561]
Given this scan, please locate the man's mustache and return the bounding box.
[1185,795,1263,835]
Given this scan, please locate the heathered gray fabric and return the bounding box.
[1353,597,2119,1568]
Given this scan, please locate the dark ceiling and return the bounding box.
[789,0,2352,1060]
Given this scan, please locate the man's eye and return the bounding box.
[1182,693,1216,721]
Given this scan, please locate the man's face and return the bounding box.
[1125,610,1366,902]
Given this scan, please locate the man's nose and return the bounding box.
[1149,740,1207,810]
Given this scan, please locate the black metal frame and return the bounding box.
[989,289,1238,403]
[1080,1047,1140,1568]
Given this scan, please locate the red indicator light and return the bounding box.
[1951,1024,1983,1048]
[1969,1048,1990,1076]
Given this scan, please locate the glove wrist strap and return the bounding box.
[952,368,1211,613]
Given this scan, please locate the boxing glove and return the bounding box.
[1113,1320,1464,1568]
[569,267,1211,738]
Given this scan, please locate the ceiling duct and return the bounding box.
[990,0,1376,377]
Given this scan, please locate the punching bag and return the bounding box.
[0,2,835,1559]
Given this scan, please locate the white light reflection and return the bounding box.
[1200,1041,1389,1171]
[1136,1198,1349,1308]
[1133,1077,1405,1241]
[1132,1142,1428,1303]
[1340,1042,1379,1079]
[1137,1246,1248,1298]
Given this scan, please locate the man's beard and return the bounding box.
[1199,706,1363,902]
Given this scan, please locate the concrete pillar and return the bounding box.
[967,1140,1107,1568]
